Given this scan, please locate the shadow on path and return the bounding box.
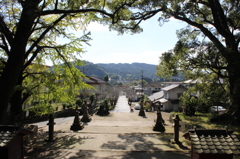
[25,130,85,159]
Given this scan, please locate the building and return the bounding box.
[81,76,116,100]
[185,127,240,159]
[162,81,184,87]
[83,76,107,94]
[143,83,162,95]
[0,126,33,159]
[149,84,188,112]
[148,91,164,102]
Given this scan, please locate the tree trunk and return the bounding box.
[0,0,40,124]
[226,54,240,124]
[10,89,23,123]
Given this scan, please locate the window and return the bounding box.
[177,93,183,98]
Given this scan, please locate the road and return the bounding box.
[111,95,131,112]
[31,95,131,128]
[30,116,75,128]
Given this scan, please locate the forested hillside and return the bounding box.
[79,61,157,79]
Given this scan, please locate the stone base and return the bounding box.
[81,116,92,122]
[138,110,145,116]
[153,123,165,132]
[70,123,84,131]
[45,138,55,142]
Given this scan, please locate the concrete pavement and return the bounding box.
[25,96,191,159]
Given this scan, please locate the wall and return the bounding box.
[168,87,187,100]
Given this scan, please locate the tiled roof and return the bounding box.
[0,125,33,147]
[84,76,106,84]
[148,91,164,101]
[144,83,162,88]
[159,98,168,103]
[188,128,240,155]
[162,84,180,91]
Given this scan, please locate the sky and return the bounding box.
[74,15,187,65]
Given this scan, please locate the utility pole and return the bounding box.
[81,67,88,98]
[82,66,88,75]
[141,70,144,98]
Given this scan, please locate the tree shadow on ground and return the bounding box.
[121,151,190,159]
[99,133,190,158]
[154,133,190,150]
[68,150,190,159]
[24,130,86,159]
[67,133,190,159]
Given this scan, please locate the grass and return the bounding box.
[172,112,240,134]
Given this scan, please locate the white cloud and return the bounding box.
[87,22,109,32]
[81,50,164,65]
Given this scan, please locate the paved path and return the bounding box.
[112,95,131,112]
[25,95,190,159]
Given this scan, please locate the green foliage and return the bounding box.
[104,75,109,82]
[89,94,96,105]
[1,0,147,121]
[76,98,83,107]
[179,74,229,114]
[97,63,157,79]
[180,92,198,116]
[26,101,54,116]
[139,79,148,86]
[24,62,93,115]
[156,51,179,79]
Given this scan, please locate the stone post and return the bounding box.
[153,107,165,132]
[45,114,55,142]
[173,114,181,143]
[81,101,92,122]
[138,100,146,117]
[70,106,84,131]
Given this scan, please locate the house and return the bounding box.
[149,84,188,112]
[162,81,183,87]
[143,83,162,95]
[83,76,107,95]
[148,91,164,102]
[82,76,118,100]
[0,125,33,159]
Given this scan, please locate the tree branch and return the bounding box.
[41,9,113,18]
[0,16,14,49]
[25,14,67,62]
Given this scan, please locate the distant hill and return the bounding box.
[97,62,157,79]
[75,61,108,79]
[79,61,157,80]
[50,61,158,81]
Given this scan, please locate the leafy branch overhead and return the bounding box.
[0,0,240,124]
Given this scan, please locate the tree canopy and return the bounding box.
[0,0,142,123]
[1,0,240,124]
[153,0,240,123]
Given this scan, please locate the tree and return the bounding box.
[180,92,197,116]
[179,73,229,114]
[104,75,109,82]
[0,0,143,123]
[137,1,240,123]
[139,79,148,87]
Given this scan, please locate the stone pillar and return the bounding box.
[138,100,145,117]
[45,114,55,142]
[173,114,181,143]
[81,101,92,122]
[70,107,84,131]
[105,102,110,115]
[153,107,165,132]
[96,105,104,116]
